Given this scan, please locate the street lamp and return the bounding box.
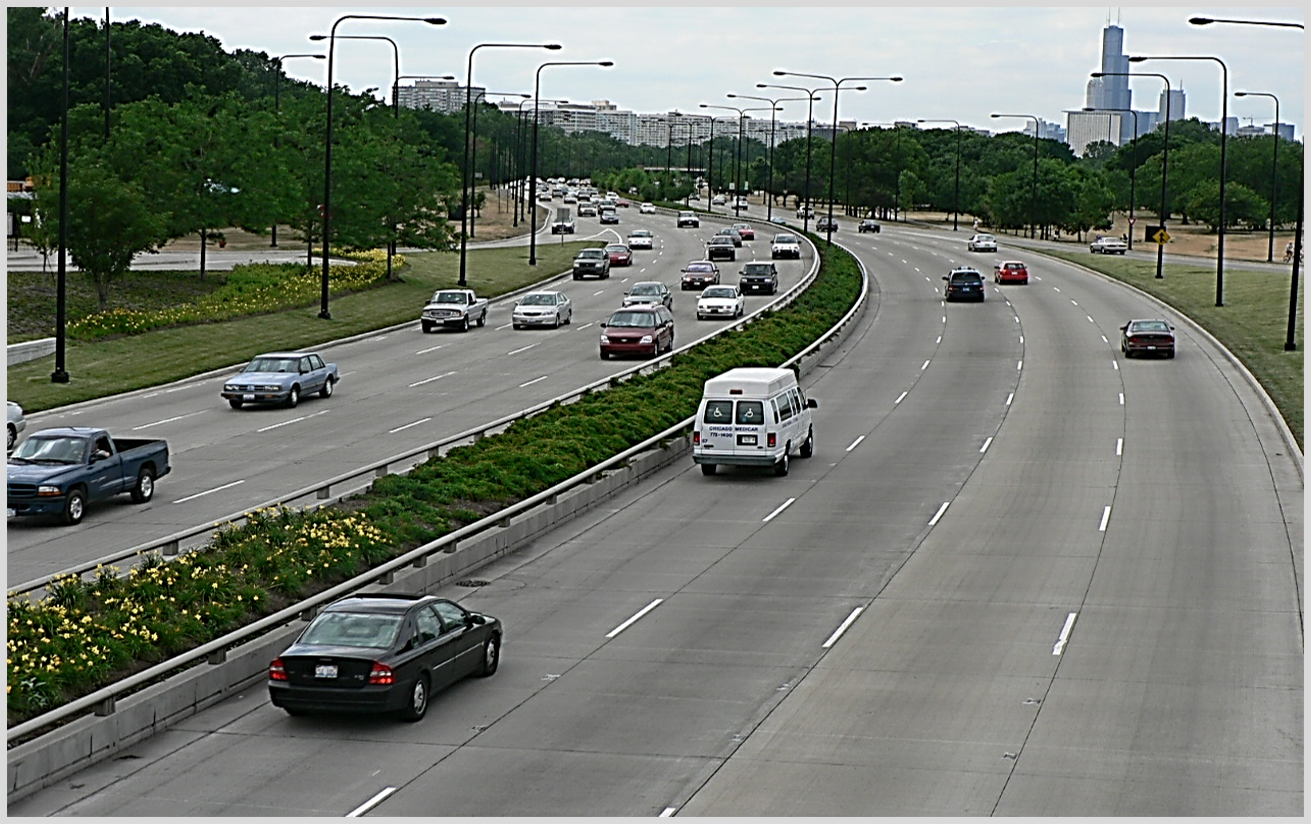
[729,93,812,223]
[990,113,1041,239]
[270,53,325,247]
[1130,54,1229,306]
[458,42,561,287]
[1084,105,1139,250]
[774,71,902,245]
[319,14,444,320]
[701,103,778,219]
[470,90,530,239]
[1235,92,1280,262]
[512,97,565,225]
[52,7,70,383]
[529,60,614,266]
[917,119,962,231]
[1190,15,1303,349]
[1094,71,1172,279]
[758,82,825,233]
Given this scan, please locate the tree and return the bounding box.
[1182,181,1269,232]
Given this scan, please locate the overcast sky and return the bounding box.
[92,6,1305,139]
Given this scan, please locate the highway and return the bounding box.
[9,215,1302,816]
[7,207,810,584]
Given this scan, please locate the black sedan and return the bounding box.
[943,268,985,302]
[268,593,501,721]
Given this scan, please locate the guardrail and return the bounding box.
[9,227,822,598]
[6,237,868,800]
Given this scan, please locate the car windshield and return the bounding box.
[433,292,467,304]
[300,611,403,649]
[702,287,736,299]
[774,235,797,244]
[686,263,713,272]
[520,293,556,306]
[709,237,732,245]
[607,311,656,328]
[606,245,628,253]
[743,264,771,275]
[10,435,84,464]
[630,230,651,237]
[631,283,663,295]
[244,357,298,373]
[578,249,605,259]
[1133,321,1171,333]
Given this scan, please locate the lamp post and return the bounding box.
[665,112,682,190]
[990,113,1041,239]
[529,60,614,266]
[270,53,324,248]
[1084,105,1139,250]
[1190,16,1303,349]
[758,82,824,233]
[319,14,444,320]
[774,71,901,245]
[469,90,530,239]
[701,104,778,219]
[680,112,714,205]
[512,97,563,225]
[729,93,811,223]
[1093,71,1171,279]
[458,43,561,287]
[1235,92,1280,263]
[52,6,70,383]
[1130,54,1228,306]
[917,119,962,231]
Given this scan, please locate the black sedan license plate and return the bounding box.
[315,664,338,679]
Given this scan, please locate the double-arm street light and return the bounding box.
[1130,54,1228,306]
[757,82,825,233]
[270,53,324,248]
[774,71,902,245]
[1234,91,1280,262]
[319,14,444,320]
[1083,105,1139,250]
[729,93,812,223]
[458,42,561,287]
[1094,71,1172,279]
[1190,15,1303,350]
[917,119,962,231]
[990,113,1040,239]
[700,103,778,218]
[470,90,530,239]
[529,60,614,266]
[513,97,565,225]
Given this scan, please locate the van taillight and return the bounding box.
[693,431,701,445]
[768,433,777,448]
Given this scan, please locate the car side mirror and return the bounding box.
[807,399,818,409]
[942,276,949,281]
[467,614,486,626]
[1119,325,1128,331]
[600,322,608,328]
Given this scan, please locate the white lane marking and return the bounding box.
[132,411,205,430]
[846,435,866,452]
[1006,392,1014,406]
[347,787,398,818]
[1052,612,1078,655]
[1113,361,1119,371]
[173,480,244,504]
[409,371,457,387]
[593,290,606,296]
[1019,335,1024,344]
[496,323,513,331]
[1086,315,1095,323]
[606,598,664,638]
[577,322,594,330]
[520,375,549,387]
[660,808,678,818]
[942,315,947,323]
[508,342,541,356]
[1017,360,1023,371]
[822,607,864,649]
[1071,299,1080,307]
[894,391,908,405]
[1053,287,1062,293]
[1013,315,1019,323]
[1116,438,1123,456]
[1098,505,1112,531]
[921,360,930,371]
[928,501,950,526]
[936,335,942,344]
[1101,335,1109,344]
[256,410,329,433]
[389,417,432,434]
[1119,393,1124,406]
[416,344,445,354]
[980,436,993,453]
[762,497,796,523]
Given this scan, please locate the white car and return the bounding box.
[639,202,657,214]
[8,401,26,453]
[967,233,998,252]
[1089,235,1129,254]
[626,229,654,250]
[712,195,726,206]
[512,291,572,329]
[697,285,745,320]
[770,232,802,260]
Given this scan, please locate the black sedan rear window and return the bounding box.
[301,612,403,649]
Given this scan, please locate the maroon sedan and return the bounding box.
[680,260,721,290]
[605,243,633,267]
[1120,319,1176,359]
[732,223,755,241]
[600,305,675,359]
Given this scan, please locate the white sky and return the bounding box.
[80,6,1306,138]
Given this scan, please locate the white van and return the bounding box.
[692,367,817,476]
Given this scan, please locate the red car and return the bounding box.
[732,223,755,241]
[605,243,633,267]
[994,260,1029,285]
[1120,319,1176,359]
[600,305,675,359]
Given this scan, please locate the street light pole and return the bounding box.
[729,93,810,223]
[271,53,325,248]
[758,82,824,233]
[1235,92,1280,262]
[1084,105,1139,250]
[701,104,777,219]
[529,60,614,266]
[990,113,1041,239]
[52,6,70,383]
[319,14,444,320]
[917,119,962,231]
[1131,54,1228,306]
[469,91,530,238]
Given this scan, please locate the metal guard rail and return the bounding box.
[6,237,867,743]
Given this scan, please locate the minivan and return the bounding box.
[693,367,817,477]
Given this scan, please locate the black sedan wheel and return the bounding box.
[399,674,429,722]
[478,635,501,677]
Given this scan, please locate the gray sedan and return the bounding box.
[222,351,339,409]
[512,291,573,329]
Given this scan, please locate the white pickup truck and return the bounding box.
[1089,235,1129,254]
[421,288,488,332]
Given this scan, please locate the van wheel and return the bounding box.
[774,452,790,476]
[130,466,156,503]
[800,428,814,458]
[701,463,716,476]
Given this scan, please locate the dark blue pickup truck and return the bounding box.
[7,427,171,525]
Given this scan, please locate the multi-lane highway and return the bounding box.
[9,214,1301,816]
[7,207,811,584]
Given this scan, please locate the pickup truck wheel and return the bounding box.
[421,320,434,333]
[319,377,334,398]
[62,487,87,525]
[286,385,300,408]
[228,399,243,409]
[461,316,470,332]
[477,313,486,328]
[130,466,156,503]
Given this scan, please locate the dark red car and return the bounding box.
[1120,319,1176,358]
[605,243,633,266]
[993,260,1029,285]
[600,305,675,359]
[732,223,755,241]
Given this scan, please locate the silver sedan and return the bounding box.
[8,400,26,453]
[512,291,573,329]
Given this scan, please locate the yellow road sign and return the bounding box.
[1153,229,1171,244]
